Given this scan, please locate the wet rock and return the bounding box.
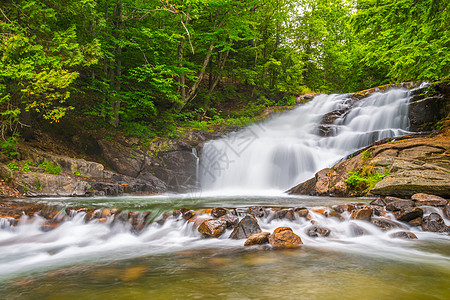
[349,223,369,236]
[370,198,386,207]
[421,213,450,233]
[113,212,129,223]
[385,197,415,211]
[295,208,309,218]
[325,210,342,219]
[371,217,408,231]
[198,219,227,238]
[173,208,193,220]
[306,225,331,237]
[156,212,171,225]
[350,207,373,221]
[444,203,450,219]
[275,209,296,220]
[268,227,303,248]
[249,206,265,218]
[394,208,423,222]
[389,231,418,239]
[219,214,239,228]
[408,217,423,227]
[211,207,227,218]
[229,215,261,239]
[310,208,327,215]
[333,204,355,213]
[244,232,270,246]
[411,193,447,207]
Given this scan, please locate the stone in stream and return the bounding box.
[249,206,265,218]
[370,198,386,207]
[211,207,227,218]
[156,212,170,225]
[198,219,227,238]
[306,225,331,237]
[274,209,296,221]
[333,204,355,213]
[370,217,408,231]
[421,213,450,233]
[411,193,448,207]
[244,232,270,246]
[350,207,373,221]
[349,223,369,236]
[385,197,415,211]
[295,208,309,218]
[394,207,423,222]
[173,208,193,220]
[389,231,418,240]
[218,214,239,228]
[229,215,261,239]
[444,203,450,219]
[408,217,423,227]
[268,227,302,248]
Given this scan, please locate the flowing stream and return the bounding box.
[1,88,449,299]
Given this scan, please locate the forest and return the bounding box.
[0,0,448,144]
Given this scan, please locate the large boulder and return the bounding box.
[13,172,89,197]
[421,213,449,233]
[411,193,448,207]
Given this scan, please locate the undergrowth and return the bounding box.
[345,164,388,194]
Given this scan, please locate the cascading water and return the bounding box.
[200,89,411,193]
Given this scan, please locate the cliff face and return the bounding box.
[288,81,450,198]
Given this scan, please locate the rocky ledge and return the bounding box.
[1,193,448,248]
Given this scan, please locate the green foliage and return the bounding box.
[73,170,82,176]
[38,161,61,175]
[1,134,19,157]
[361,150,373,160]
[7,162,19,172]
[345,165,388,194]
[22,161,32,172]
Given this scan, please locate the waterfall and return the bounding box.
[200,89,411,193]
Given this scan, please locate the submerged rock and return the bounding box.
[389,231,418,240]
[229,215,261,239]
[244,232,270,246]
[268,227,302,248]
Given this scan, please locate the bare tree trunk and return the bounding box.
[110,0,122,127]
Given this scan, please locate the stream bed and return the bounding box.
[0,194,449,299]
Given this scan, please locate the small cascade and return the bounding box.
[200,89,412,193]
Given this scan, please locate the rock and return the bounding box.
[306,225,331,237]
[268,227,302,248]
[13,172,90,197]
[295,208,309,218]
[349,223,369,236]
[411,193,447,207]
[249,206,265,218]
[219,214,239,228]
[421,213,450,233]
[274,209,296,220]
[408,217,423,227]
[211,207,227,218]
[444,203,450,219]
[333,204,355,213]
[229,215,262,239]
[370,198,386,207]
[385,197,415,211]
[173,208,193,220]
[409,94,447,131]
[244,232,270,246]
[198,219,227,238]
[371,217,408,231]
[394,208,423,222]
[350,207,373,221]
[389,231,418,240]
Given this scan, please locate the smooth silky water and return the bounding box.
[1,88,449,299]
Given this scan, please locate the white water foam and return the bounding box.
[200,89,411,193]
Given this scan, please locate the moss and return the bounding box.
[345,164,389,195]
